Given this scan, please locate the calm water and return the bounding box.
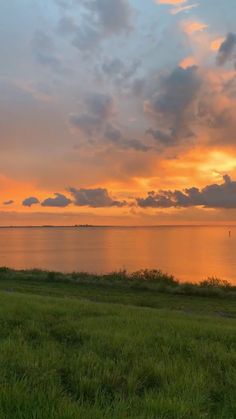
[0,226,235,284]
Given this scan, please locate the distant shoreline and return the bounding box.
[0,224,234,229]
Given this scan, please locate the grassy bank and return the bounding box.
[0,268,235,418]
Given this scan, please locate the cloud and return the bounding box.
[179,55,196,69]
[146,128,174,146]
[132,78,146,97]
[86,0,132,35]
[216,33,236,66]
[210,37,225,52]
[55,0,75,9]
[70,113,102,137]
[105,124,151,152]
[101,57,141,86]
[70,92,150,151]
[181,20,208,35]
[155,0,198,15]
[41,193,72,207]
[170,4,198,15]
[31,31,68,74]
[58,0,132,52]
[137,175,236,209]
[69,92,116,137]
[22,197,40,207]
[72,25,102,51]
[3,200,14,206]
[157,0,188,4]
[69,187,126,207]
[145,65,201,146]
[86,92,116,118]
[57,16,78,35]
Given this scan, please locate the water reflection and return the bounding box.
[0,226,235,284]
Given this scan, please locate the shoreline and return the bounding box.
[0,224,235,229]
[1,267,235,298]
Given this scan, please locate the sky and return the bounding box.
[1,0,236,225]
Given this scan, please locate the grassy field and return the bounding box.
[0,268,235,418]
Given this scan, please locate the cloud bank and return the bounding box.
[137,176,236,209]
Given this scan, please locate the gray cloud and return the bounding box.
[105,124,151,152]
[69,187,126,207]
[70,92,149,151]
[72,25,102,51]
[132,78,146,97]
[145,66,201,146]
[137,175,236,209]
[146,128,175,146]
[57,0,132,52]
[216,33,236,66]
[57,16,78,35]
[70,113,102,136]
[3,200,14,206]
[32,31,67,74]
[87,0,132,35]
[101,58,141,86]
[41,193,72,207]
[102,58,125,76]
[86,92,115,118]
[69,92,115,137]
[55,0,75,9]
[105,124,122,142]
[22,197,40,207]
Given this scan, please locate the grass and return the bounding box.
[0,268,235,418]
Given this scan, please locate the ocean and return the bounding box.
[0,225,235,284]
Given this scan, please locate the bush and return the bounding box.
[200,277,232,290]
[130,269,179,287]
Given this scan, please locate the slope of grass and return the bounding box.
[0,268,235,418]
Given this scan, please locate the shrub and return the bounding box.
[200,277,232,289]
[130,269,179,287]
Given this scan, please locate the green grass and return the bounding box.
[0,268,235,418]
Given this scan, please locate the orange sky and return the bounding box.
[1,0,236,225]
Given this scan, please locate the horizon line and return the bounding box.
[0,224,234,229]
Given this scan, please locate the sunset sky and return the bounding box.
[1,0,236,225]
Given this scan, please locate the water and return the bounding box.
[0,226,235,284]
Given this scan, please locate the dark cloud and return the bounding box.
[145,66,201,146]
[87,0,132,35]
[69,92,115,137]
[124,139,150,152]
[70,113,102,136]
[86,92,115,118]
[57,16,78,35]
[101,58,141,86]
[105,124,151,152]
[132,78,146,97]
[105,124,122,142]
[70,95,151,151]
[69,187,126,207]
[146,128,174,146]
[72,25,102,51]
[57,0,132,52]
[32,31,67,74]
[41,193,72,207]
[223,75,236,98]
[196,79,236,146]
[55,0,75,9]
[3,200,14,206]
[22,197,40,207]
[102,58,125,76]
[216,33,236,66]
[137,176,236,209]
